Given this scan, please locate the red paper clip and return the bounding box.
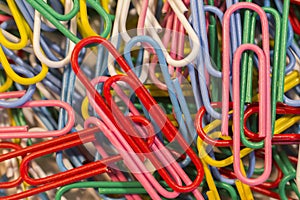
[244,103,300,144]
[71,36,204,193]
[196,102,300,146]
[0,127,122,200]
[0,142,23,188]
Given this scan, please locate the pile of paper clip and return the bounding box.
[1,0,300,199]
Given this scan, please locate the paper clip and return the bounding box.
[244,103,300,144]
[71,35,204,193]
[0,46,48,85]
[0,99,74,139]
[190,0,223,118]
[118,0,199,67]
[221,2,272,186]
[26,0,112,43]
[0,0,28,50]
[231,44,271,185]
[32,0,77,68]
[0,65,35,108]
[0,142,24,188]
[222,2,271,138]
[0,128,121,200]
[98,37,202,196]
[77,0,114,38]
[85,59,202,199]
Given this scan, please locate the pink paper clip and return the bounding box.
[0,92,75,138]
[222,2,271,186]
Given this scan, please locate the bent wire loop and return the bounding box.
[71,35,204,194]
[32,0,77,68]
[231,44,272,186]
[26,0,113,43]
[0,127,121,200]
[196,101,300,147]
[221,2,272,186]
[244,103,300,144]
[0,0,28,50]
[119,0,200,67]
[0,142,24,189]
[190,0,223,119]
[30,0,79,21]
[0,64,36,108]
[0,98,75,138]
[222,2,271,138]
[0,45,48,85]
[0,5,48,85]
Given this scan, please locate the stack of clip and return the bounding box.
[0,0,300,199]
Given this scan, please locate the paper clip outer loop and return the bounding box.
[78,0,113,38]
[0,46,48,85]
[0,0,28,50]
[0,142,24,188]
[0,100,75,138]
[231,44,272,186]
[19,131,118,187]
[221,2,271,137]
[196,102,232,147]
[0,65,36,108]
